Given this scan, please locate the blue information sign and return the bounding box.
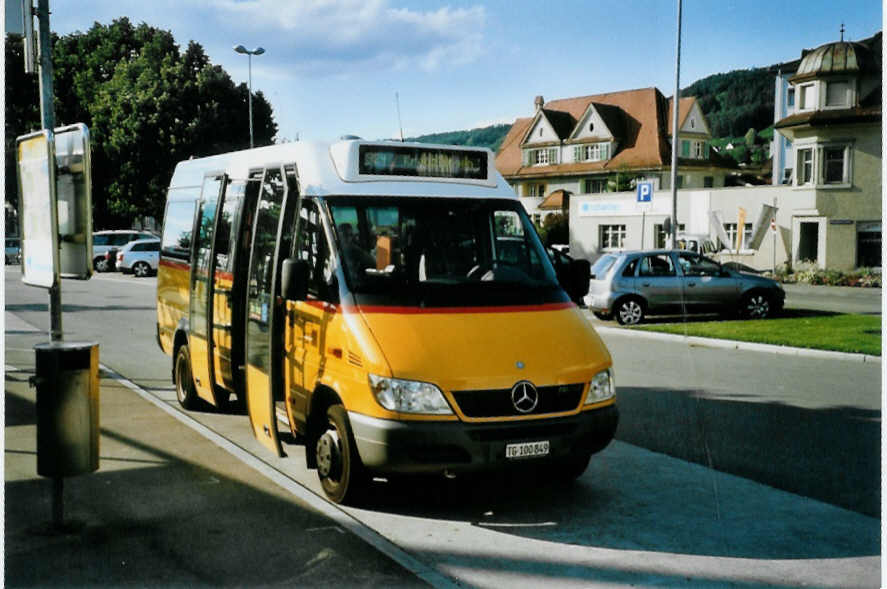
[636,182,653,202]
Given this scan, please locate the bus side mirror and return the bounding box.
[569,258,591,302]
[281,258,309,301]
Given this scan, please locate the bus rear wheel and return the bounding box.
[175,345,199,410]
[316,405,365,504]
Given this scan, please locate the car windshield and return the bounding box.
[327,197,564,307]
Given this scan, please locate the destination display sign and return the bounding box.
[358,145,488,180]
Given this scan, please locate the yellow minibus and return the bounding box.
[157,139,617,503]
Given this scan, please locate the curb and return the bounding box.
[593,325,881,364]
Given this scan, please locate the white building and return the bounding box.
[564,34,882,271]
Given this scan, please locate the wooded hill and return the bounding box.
[410,64,782,153]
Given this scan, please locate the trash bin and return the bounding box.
[35,341,100,477]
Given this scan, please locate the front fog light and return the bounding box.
[368,374,453,415]
[585,368,615,404]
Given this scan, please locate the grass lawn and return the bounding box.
[629,312,881,356]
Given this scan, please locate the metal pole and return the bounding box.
[36,0,62,343]
[247,53,254,149]
[36,0,65,527]
[669,0,683,247]
[641,210,646,250]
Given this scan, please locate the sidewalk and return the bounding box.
[4,331,426,587]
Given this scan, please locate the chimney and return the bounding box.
[534,95,544,111]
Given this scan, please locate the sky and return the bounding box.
[6,0,884,143]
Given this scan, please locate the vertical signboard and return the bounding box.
[17,130,59,289]
[55,124,93,278]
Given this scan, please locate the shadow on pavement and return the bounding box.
[615,386,880,517]
[348,437,877,560]
[4,383,422,588]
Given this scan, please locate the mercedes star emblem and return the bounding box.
[511,380,539,414]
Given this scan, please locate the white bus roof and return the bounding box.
[168,139,518,200]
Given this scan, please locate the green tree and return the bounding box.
[607,166,633,192]
[539,213,568,246]
[6,19,277,228]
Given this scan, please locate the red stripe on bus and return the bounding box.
[293,300,573,315]
[343,302,576,315]
[159,258,189,271]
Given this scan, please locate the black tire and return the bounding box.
[316,405,366,504]
[94,257,109,272]
[614,297,645,325]
[174,345,200,410]
[739,291,772,319]
[133,261,151,277]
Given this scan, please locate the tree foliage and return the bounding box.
[539,213,568,246]
[681,68,776,138]
[407,124,511,152]
[6,19,277,228]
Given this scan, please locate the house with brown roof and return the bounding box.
[495,87,735,225]
[562,33,879,272]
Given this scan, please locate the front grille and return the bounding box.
[452,383,584,418]
[466,421,578,442]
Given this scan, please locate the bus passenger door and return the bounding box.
[244,165,298,455]
[285,201,334,429]
[211,181,245,394]
[189,174,224,405]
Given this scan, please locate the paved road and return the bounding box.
[781,283,881,315]
[4,267,880,587]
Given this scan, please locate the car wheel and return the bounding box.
[174,345,200,410]
[740,292,771,319]
[615,297,645,325]
[316,405,366,505]
[94,257,109,272]
[133,261,151,277]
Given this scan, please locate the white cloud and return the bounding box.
[210,0,486,74]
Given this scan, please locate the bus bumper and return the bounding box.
[348,404,618,475]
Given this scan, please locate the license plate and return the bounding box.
[506,440,550,459]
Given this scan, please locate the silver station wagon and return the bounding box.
[586,249,785,325]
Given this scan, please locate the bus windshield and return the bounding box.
[327,197,565,308]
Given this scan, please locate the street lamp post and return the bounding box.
[233,45,265,149]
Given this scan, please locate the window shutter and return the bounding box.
[681,140,690,157]
[522,150,530,166]
[574,146,581,162]
[704,143,711,159]
[549,148,558,164]
[603,143,610,160]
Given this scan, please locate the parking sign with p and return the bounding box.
[637,182,652,203]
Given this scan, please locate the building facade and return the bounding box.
[531,34,881,272]
[495,88,736,226]
[773,33,882,269]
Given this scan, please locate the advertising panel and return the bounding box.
[17,130,59,289]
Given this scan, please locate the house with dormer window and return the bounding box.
[495,88,735,223]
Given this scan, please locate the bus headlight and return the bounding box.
[585,368,615,404]
[368,374,454,415]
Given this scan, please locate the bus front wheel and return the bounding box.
[316,405,365,504]
[175,345,200,410]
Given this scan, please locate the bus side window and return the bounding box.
[214,182,244,272]
[161,198,198,260]
[296,202,334,301]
